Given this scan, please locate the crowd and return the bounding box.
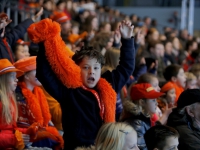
[0,0,200,150]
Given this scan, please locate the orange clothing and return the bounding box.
[41,86,63,130]
[170,81,184,103]
[0,99,26,150]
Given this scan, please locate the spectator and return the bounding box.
[28,19,135,149]
[185,72,198,89]
[163,64,186,103]
[121,83,163,150]
[144,125,179,150]
[167,89,200,150]
[0,8,43,63]
[14,56,64,149]
[12,39,30,61]
[0,59,29,149]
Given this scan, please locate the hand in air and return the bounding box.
[119,20,134,39]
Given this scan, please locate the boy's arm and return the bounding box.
[102,20,135,93]
[36,43,67,101]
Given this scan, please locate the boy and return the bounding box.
[163,64,186,103]
[27,19,135,149]
[167,89,200,150]
[144,125,179,150]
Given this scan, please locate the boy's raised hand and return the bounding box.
[119,20,134,39]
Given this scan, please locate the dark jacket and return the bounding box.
[0,19,33,63]
[167,108,200,150]
[36,38,135,150]
[121,100,150,150]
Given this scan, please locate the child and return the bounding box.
[121,83,164,150]
[158,82,176,109]
[137,73,160,92]
[27,19,135,149]
[95,122,139,150]
[185,72,198,89]
[13,39,30,61]
[0,59,29,149]
[144,125,179,150]
[0,8,43,63]
[76,122,139,150]
[14,56,63,149]
[163,64,186,103]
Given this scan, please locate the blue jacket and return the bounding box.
[36,38,135,150]
[0,19,33,63]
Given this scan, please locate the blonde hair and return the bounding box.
[185,72,197,82]
[95,122,135,150]
[0,73,18,124]
[101,48,120,74]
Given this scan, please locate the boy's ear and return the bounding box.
[171,76,177,82]
[24,74,29,80]
[139,99,145,106]
[186,106,195,117]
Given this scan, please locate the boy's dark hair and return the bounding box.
[72,47,105,66]
[163,64,182,81]
[137,73,157,84]
[144,125,179,150]
[56,0,66,6]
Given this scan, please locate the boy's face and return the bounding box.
[166,88,176,107]
[25,70,42,87]
[153,44,164,58]
[144,99,158,115]
[15,45,28,61]
[79,57,101,88]
[162,136,179,150]
[176,68,186,88]
[61,21,72,35]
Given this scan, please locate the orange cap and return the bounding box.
[16,39,30,46]
[51,12,70,24]
[0,59,24,77]
[161,82,175,93]
[130,83,164,101]
[14,56,36,73]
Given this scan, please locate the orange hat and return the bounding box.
[16,39,30,46]
[130,83,164,101]
[51,12,70,24]
[0,59,24,77]
[14,56,36,73]
[68,31,88,44]
[161,82,175,93]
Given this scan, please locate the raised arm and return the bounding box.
[102,20,135,93]
[36,43,67,101]
[5,8,43,47]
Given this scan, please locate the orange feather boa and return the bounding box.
[18,82,64,149]
[27,18,116,123]
[18,82,51,126]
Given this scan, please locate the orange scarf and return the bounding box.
[18,82,51,126]
[18,82,64,149]
[28,18,116,123]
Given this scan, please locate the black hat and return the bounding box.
[177,89,200,108]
